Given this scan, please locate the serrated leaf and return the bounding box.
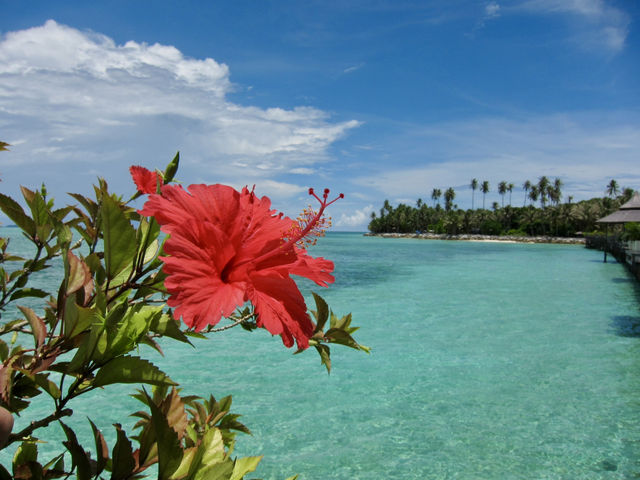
[18,306,46,348]
[0,193,35,236]
[314,344,331,373]
[89,418,109,476]
[22,187,51,241]
[101,194,137,280]
[230,456,262,480]
[150,313,191,345]
[144,390,183,478]
[93,356,176,388]
[311,292,329,333]
[324,328,359,349]
[63,297,97,339]
[68,193,98,219]
[9,288,49,302]
[66,250,92,297]
[191,428,226,480]
[60,420,92,480]
[111,423,136,480]
[33,373,61,399]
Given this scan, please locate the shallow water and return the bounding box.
[1,230,639,479]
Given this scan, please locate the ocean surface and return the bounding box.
[1,229,639,479]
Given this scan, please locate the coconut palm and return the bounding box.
[522,180,531,206]
[537,176,550,208]
[470,178,478,210]
[606,179,620,198]
[431,188,442,208]
[507,183,514,206]
[481,181,490,209]
[444,187,456,211]
[550,178,563,206]
[528,185,539,206]
[498,181,508,207]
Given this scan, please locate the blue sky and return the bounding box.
[1,0,638,230]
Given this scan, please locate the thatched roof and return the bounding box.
[597,191,640,224]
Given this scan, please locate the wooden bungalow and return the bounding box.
[596,191,640,263]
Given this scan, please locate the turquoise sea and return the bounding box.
[2,229,640,479]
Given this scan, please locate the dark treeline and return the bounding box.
[368,178,635,237]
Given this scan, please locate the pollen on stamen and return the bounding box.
[286,205,332,249]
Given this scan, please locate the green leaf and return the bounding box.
[68,193,99,219]
[324,328,360,350]
[0,193,35,236]
[13,438,38,465]
[311,292,329,333]
[12,438,42,479]
[8,288,49,302]
[144,390,183,479]
[191,428,227,480]
[163,151,180,184]
[101,193,137,280]
[111,423,136,480]
[18,306,46,348]
[63,297,98,339]
[89,418,109,476]
[150,313,191,345]
[32,374,61,400]
[314,344,331,373]
[60,420,92,480]
[230,456,262,480]
[66,250,92,296]
[21,186,52,242]
[93,356,176,388]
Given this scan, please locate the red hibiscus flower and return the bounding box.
[139,183,341,349]
[130,166,163,194]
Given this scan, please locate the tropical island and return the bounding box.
[367,177,634,241]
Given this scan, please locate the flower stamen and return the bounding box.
[252,188,343,265]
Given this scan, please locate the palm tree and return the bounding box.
[528,185,539,206]
[507,183,514,206]
[444,187,456,211]
[481,181,490,209]
[470,178,478,210]
[606,179,620,198]
[537,176,550,208]
[498,181,508,207]
[522,180,531,206]
[550,178,563,206]
[431,188,442,208]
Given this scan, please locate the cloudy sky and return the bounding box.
[1,0,638,230]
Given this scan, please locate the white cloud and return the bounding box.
[336,205,374,229]
[0,20,359,207]
[485,2,501,19]
[353,112,640,206]
[516,0,630,52]
[343,62,365,74]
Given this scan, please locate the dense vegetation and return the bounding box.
[368,177,635,237]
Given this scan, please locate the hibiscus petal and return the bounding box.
[249,273,314,349]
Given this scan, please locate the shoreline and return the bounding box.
[364,232,586,245]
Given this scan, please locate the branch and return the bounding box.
[6,408,72,447]
[208,312,255,333]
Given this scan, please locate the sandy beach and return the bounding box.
[364,232,586,245]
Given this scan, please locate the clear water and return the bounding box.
[2,229,640,479]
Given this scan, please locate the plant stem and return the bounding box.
[6,408,72,447]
